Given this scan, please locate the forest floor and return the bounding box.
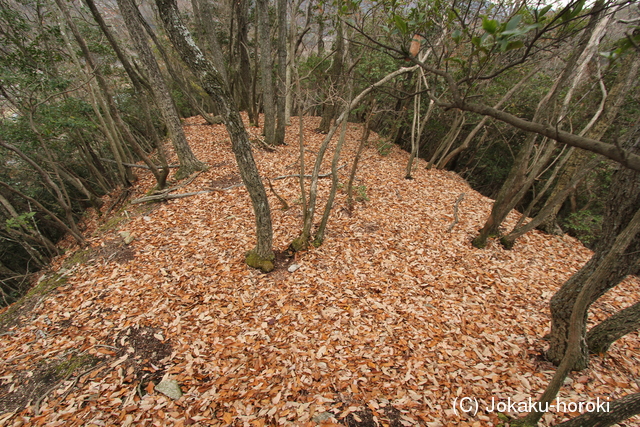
[0,115,638,427]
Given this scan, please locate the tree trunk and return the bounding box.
[500,155,599,249]
[54,0,166,188]
[348,100,375,206]
[155,0,274,272]
[317,12,344,134]
[472,135,556,248]
[191,0,228,85]
[554,393,640,427]
[520,199,640,425]
[274,0,287,145]
[117,0,206,179]
[257,0,276,145]
[587,301,640,355]
[438,65,539,170]
[0,139,85,245]
[471,1,608,249]
[314,72,353,246]
[291,64,420,251]
[427,111,464,169]
[230,0,257,124]
[547,131,640,369]
[541,54,640,233]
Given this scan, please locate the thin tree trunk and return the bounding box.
[348,99,375,207]
[257,0,276,145]
[438,66,540,170]
[472,1,607,249]
[54,0,166,188]
[427,111,465,169]
[274,0,287,145]
[155,0,274,271]
[291,64,420,250]
[0,139,85,244]
[0,194,59,256]
[317,11,343,134]
[314,74,353,246]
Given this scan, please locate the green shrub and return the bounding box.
[563,211,602,247]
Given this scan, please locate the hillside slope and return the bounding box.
[1,115,638,426]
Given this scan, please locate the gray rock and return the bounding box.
[155,379,182,399]
[312,411,334,423]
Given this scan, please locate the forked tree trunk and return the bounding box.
[54,0,166,188]
[471,1,607,249]
[155,0,274,272]
[291,64,420,251]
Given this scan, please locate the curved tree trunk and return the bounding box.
[547,132,640,369]
[554,393,640,427]
[587,300,640,355]
[155,0,274,272]
[520,201,640,426]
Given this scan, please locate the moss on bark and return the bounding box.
[245,250,274,273]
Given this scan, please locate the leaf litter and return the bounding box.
[0,115,638,426]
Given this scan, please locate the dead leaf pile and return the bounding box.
[0,115,638,427]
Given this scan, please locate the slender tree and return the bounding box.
[256,0,277,145]
[155,0,274,272]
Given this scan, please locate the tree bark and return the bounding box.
[0,139,85,244]
[547,131,640,369]
[587,300,640,355]
[257,0,277,145]
[291,64,420,250]
[275,0,287,145]
[229,0,257,124]
[317,11,344,134]
[155,0,274,272]
[54,0,166,188]
[520,202,640,425]
[554,393,640,427]
[117,0,206,179]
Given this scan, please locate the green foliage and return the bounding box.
[376,139,393,156]
[355,185,369,202]
[563,211,603,247]
[5,212,36,230]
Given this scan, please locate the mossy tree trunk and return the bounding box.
[155,0,274,272]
